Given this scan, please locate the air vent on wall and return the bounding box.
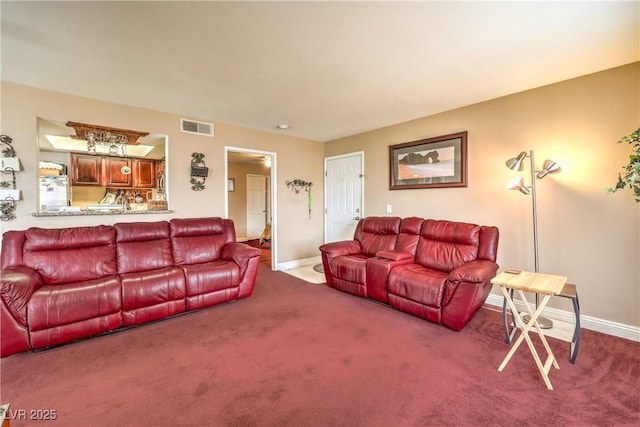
[180,119,214,137]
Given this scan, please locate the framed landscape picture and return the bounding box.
[389,131,467,190]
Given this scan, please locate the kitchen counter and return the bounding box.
[33,209,173,217]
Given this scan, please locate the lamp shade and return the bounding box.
[505,151,528,171]
[536,160,561,179]
[507,176,530,195]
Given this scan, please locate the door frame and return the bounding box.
[323,151,365,243]
[225,146,277,269]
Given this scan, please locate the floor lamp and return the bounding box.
[505,150,560,329]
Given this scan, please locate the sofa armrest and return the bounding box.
[366,253,414,304]
[1,266,44,326]
[448,259,499,283]
[375,250,413,262]
[440,260,499,331]
[222,243,261,273]
[221,243,262,299]
[319,240,362,259]
[318,241,362,288]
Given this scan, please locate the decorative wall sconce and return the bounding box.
[190,152,208,191]
[286,179,313,218]
[0,134,21,221]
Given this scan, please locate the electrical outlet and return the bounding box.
[386,204,392,213]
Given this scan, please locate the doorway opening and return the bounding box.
[225,147,277,270]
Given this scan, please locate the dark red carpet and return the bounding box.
[1,265,638,426]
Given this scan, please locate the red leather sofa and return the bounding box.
[319,217,499,330]
[0,217,261,357]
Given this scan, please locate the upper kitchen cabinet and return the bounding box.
[71,154,103,186]
[104,157,133,187]
[133,159,156,188]
[71,154,159,189]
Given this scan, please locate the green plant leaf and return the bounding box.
[610,128,640,202]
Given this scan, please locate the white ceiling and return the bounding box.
[2,1,638,142]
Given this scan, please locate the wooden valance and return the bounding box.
[66,121,149,145]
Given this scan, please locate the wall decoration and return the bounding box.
[0,134,20,221]
[227,178,235,192]
[286,179,313,218]
[190,152,208,191]
[389,131,467,190]
[66,121,149,157]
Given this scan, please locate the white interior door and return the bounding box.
[325,152,364,243]
[247,174,267,239]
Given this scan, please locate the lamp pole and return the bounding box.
[529,150,539,273]
[505,149,560,330]
[528,149,552,328]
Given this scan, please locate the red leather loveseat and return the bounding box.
[0,217,261,357]
[319,216,499,330]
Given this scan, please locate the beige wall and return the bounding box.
[2,63,638,327]
[0,82,325,264]
[325,63,640,327]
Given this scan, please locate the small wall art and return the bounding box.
[286,179,313,218]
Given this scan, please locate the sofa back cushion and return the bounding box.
[395,217,423,256]
[170,217,235,265]
[354,217,401,257]
[415,220,480,272]
[23,226,117,285]
[115,221,174,274]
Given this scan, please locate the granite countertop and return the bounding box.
[33,209,173,217]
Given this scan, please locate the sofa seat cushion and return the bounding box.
[120,266,186,326]
[28,276,122,332]
[387,264,448,308]
[181,260,240,309]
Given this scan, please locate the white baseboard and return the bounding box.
[271,262,640,342]
[276,256,321,271]
[485,294,640,342]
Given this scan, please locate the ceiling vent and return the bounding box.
[181,119,214,137]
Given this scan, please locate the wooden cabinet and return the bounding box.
[71,154,103,186]
[104,158,133,187]
[71,154,158,189]
[133,159,156,188]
